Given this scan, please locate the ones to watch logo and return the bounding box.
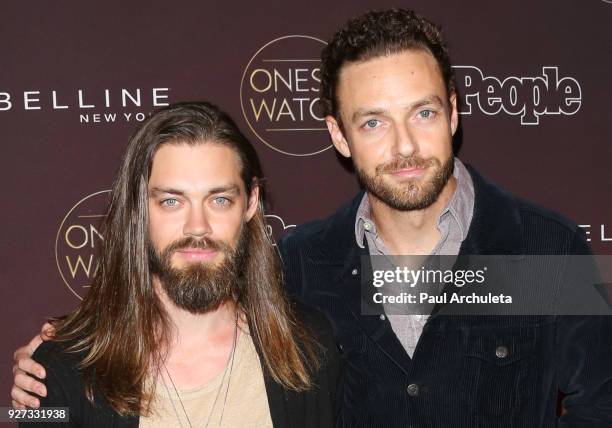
[240,35,332,156]
[55,190,110,300]
[453,66,581,125]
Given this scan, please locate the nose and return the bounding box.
[392,121,417,158]
[183,204,212,238]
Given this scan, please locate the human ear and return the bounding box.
[325,115,351,158]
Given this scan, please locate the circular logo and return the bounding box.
[240,35,332,156]
[55,190,111,300]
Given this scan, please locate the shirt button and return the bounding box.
[379,314,386,321]
[407,383,420,397]
[351,268,358,275]
[364,221,372,231]
[495,345,509,359]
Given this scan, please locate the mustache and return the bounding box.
[377,156,439,174]
[164,236,228,255]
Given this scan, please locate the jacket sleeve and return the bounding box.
[557,231,612,427]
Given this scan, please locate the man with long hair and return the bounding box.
[16,102,340,427]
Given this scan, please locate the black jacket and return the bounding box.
[278,165,612,427]
[22,303,341,428]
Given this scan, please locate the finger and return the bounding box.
[18,358,46,379]
[28,334,44,354]
[10,385,40,409]
[40,322,55,341]
[15,371,47,397]
[13,345,32,363]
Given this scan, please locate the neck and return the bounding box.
[154,279,240,388]
[369,176,457,255]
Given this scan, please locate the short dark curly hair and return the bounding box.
[320,9,455,119]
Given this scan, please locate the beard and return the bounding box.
[356,154,454,211]
[148,227,248,314]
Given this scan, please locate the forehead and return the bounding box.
[336,49,446,113]
[148,142,243,189]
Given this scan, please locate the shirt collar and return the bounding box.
[442,158,473,241]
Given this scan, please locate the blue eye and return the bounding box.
[161,198,178,207]
[419,109,435,119]
[213,196,231,206]
[364,119,380,129]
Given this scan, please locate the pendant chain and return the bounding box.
[160,311,239,428]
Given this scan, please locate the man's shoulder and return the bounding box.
[516,197,588,254]
[33,340,81,372]
[285,217,330,242]
[468,164,579,234]
[515,197,580,235]
[466,164,587,254]
[30,339,91,413]
[279,218,329,255]
[32,340,88,394]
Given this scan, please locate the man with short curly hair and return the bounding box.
[279,8,612,427]
[319,9,455,124]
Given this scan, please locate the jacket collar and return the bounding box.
[459,164,524,256]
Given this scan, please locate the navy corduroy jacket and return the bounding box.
[278,165,612,428]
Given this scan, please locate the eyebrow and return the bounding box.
[350,95,446,123]
[149,185,241,197]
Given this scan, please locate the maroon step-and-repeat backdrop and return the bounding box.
[2,0,611,409]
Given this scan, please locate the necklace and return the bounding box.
[160,311,239,428]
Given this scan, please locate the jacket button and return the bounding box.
[407,383,420,397]
[495,345,509,359]
[351,268,358,275]
[379,314,386,321]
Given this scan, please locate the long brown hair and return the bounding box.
[50,102,321,416]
